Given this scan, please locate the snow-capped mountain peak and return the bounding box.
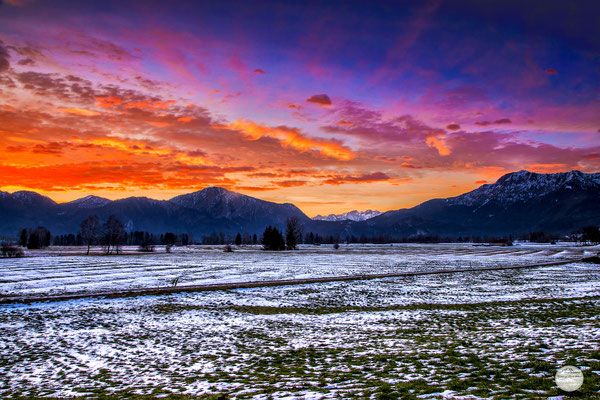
[10,191,56,206]
[449,170,600,207]
[66,195,111,209]
[313,209,383,222]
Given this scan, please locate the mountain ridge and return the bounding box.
[313,210,383,222]
[1,170,599,238]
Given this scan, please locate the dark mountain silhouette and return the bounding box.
[0,186,309,237]
[0,170,599,239]
[362,170,600,237]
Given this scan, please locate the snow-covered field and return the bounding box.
[1,244,599,398]
[0,243,596,297]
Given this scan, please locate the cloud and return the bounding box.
[323,102,454,161]
[546,69,558,74]
[32,142,63,155]
[525,163,576,174]
[14,71,96,102]
[446,123,460,131]
[145,121,171,127]
[123,99,176,110]
[234,185,275,192]
[177,116,195,123]
[56,108,101,117]
[134,76,164,90]
[475,118,512,126]
[66,35,140,62]
[0,161,241,192]
[271,180,308,187]
[17,58,36,66]
[223,119,354,161]
[426,135,451,156]
[475,180,487,184]
[322,172,391,185]
[306,94,332,106]
[96,96,123,108]
[253,68,265,74]
[0,41,10,72]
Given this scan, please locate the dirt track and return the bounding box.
[0,259,582,305]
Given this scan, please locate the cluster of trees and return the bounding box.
[77,215,194,254]
[52,216,194,254]
[516,231,559,243]
[577,226,600,245]
[53,231,191,246]
[261,226,286,250]
[19,227,52,249]
[202,232,258,245]
[261,217,304,251]
[13,213,600,253]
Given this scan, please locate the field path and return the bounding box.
[0,258,582,305]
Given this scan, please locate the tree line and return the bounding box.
[9,217,600,257]
[18,215,193,255]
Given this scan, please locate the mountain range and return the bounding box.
[313,210,383,222]
[1,170,599,239]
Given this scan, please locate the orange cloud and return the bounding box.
[124,99,176,110]
[177,116,195,123]
[96,96,176,111]
[527,163,576,174]
[426,135,451,156]
[0,161,239,193]
[56,108,101,116]
[145,121,171,127]
[96,96,123,108]
[271,180,309,187]
[223,119,355,161]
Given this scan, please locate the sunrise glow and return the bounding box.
[0,1,598,216]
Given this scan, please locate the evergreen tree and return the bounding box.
[262,226,285,250]
[19,228,28,247]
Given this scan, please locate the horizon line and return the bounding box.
[0,168,596,218]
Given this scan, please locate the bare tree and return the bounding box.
[103,215,126,255]
[285,217,304,250]
[80,215,100,255]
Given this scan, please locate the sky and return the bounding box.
[0,0,599,216]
